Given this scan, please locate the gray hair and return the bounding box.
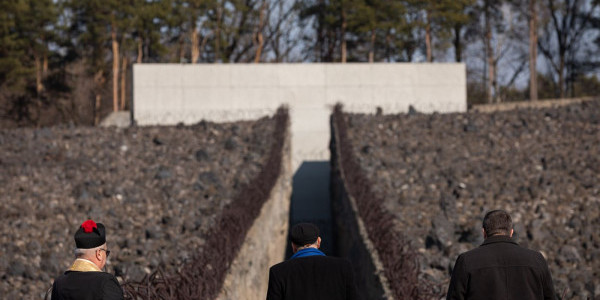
[74,244,105,258]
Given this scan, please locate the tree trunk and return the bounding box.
[558,54,565,98]
[137,37,143,63]
[94,94,102,125]
[120,56,127,110]
[386,31,392,62]
[425,10,433,62]
[341,5,347,63]
[492,52,499,102]
[199,34,209,61]
[529,0,538,101]
[111,24,119,112]
[254,0,267,63]
[35,53,43,94]
[454,24,462,62]
[191,24,199,64]
[43,51,48,75]
[93,71,105,126]
[215,4,223,62]
[317,0,325,61]
[369,29,375,63]
[326,29,336,62]
[485,1,494,103]
[179,36,185,63]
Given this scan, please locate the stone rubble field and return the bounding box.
[344,100,599,298]
[0,117,275,298]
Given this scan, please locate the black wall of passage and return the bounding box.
[285,161,335,258]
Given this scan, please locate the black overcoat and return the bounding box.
[51,271,124,300]
[266,255,357,300]
[446,235,556,300]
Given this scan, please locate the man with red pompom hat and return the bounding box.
[50,219,123,299]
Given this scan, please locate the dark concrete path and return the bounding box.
[285,161,335,258]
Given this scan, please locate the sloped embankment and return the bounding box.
[334,100,599,299]
[0,107,290,299]
[331,104,440,300]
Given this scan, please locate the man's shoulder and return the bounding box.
[53,271,123,299]
[270,256,351,273]
[459,238,547,265]
[483,240,544,256]
[56,271,119,283]
[65,270,118,277]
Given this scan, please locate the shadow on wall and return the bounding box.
[285,161,335,258]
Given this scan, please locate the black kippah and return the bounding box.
[290,223,319,246]
[74,220,106,249]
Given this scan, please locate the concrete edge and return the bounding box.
[216,122,292,300]
[470,96,598,113]
[331,117,394,300]
[99,111,132,128]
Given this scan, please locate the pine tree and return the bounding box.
[0,1,29,93]
[131,0,169,63]
[66,0,112,123]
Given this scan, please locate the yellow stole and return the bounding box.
[68,259,101,272]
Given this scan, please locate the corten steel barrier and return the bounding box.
[331,104,441,299]
[121,107,289,299]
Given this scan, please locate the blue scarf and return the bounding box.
[290,248,326,260]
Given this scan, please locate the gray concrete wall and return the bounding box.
[133,63,466,169]
[217,125,292,300]
[330,118,393,300]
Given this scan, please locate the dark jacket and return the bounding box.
[266,255,357,300]
[51,271,124,300]
[446,235,556,300]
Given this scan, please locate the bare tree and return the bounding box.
[538,0,598,98]
[483,0,498,103]
[111,19,119,112]
[529,0,539,100]
[120,56,127,110]
[265,0,301,62]
[341,2,348,63]
[254,0,267,63]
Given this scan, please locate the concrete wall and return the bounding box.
[330,170,391,300]
[330,118,392,300]
[217,126,292,300]
[134,63,466,169]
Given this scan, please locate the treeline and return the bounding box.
[1,0,599,127]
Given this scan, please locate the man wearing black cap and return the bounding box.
[51,219,124,300]
[266,223,357,300]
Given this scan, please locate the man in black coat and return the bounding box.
[51,219,124,300]
[446,210,556,300]
[266,223,357,300]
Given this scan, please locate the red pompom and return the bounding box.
[81,220,97,233]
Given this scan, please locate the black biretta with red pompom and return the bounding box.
[74,219,106,249]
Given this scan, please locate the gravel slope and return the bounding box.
[0,117,275,298]
[344,100,600,298]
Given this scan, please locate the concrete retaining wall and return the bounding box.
[216,125,292,300]
[330,115,391,300]
[133,63,466,169]
[330,172,390,300]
